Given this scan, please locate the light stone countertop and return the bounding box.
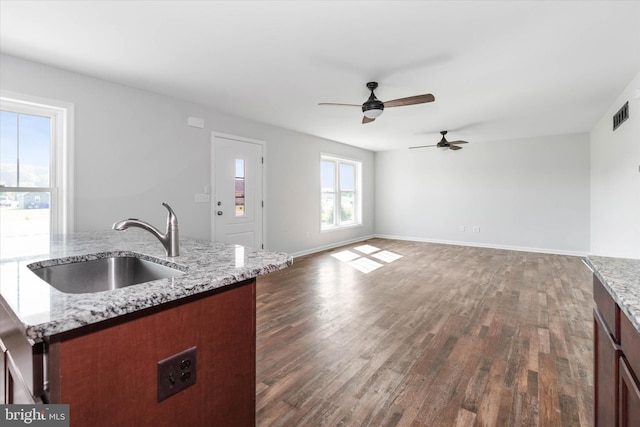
[0,231,292,339]
[585,255,640,333]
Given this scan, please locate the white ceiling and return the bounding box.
[1,1,639,151]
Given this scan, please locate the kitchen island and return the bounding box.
[585,256,640,427]
[0,231,292,426]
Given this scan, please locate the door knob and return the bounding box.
[217,211,223,216]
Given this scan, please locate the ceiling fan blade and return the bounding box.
[449,145,462,150]
[318,102,362,107]
[384,94,435,108]
[362,116,375,124]
[408,144,437,149]
[449,140,469,145]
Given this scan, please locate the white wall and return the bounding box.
[8,53,636,258]
[0,54,375,255]
[375,133,591,255]
[590,71,640,259]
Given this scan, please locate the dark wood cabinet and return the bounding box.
[619,309,640,427]
[47,279,257,427]
[594,306,621,426]
[619,357,640,427]
[593,274,640,427]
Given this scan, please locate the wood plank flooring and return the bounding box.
[256,239,594,426]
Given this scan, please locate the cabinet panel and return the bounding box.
[594,308,621,427]
[593,276,620,342]
[620,312,640,377]
[48,280,256,427]
[1,339,6,404]
[619,357,640,427]
[6,350,37,403]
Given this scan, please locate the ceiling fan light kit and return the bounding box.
[362,102,384,118]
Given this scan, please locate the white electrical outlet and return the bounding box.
[459,225,466,232]
[473,226,480,233]
[194,193,210,203]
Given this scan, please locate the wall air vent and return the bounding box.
[613,101,629,131]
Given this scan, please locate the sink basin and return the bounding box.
[30,255,185,294]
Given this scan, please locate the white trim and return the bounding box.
[373,234,590,257]
[210,132,266,247]
[211,131,265,146]
[291,234,589,259]
[320,223,364,233]
[0,90,75,234]
[290,234,375,258]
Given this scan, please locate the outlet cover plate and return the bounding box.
[195,193,210,203]
[157,346,197,402]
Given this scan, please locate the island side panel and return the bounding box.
[47,279,256,427]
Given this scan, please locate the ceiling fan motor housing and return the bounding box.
[438,131,449,149]
[362,83,384,118]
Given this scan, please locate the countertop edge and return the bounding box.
[1,232,293,340]
[584,256,640,334]
[22,260,292,340]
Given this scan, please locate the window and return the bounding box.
[321,155,361,230]
[235,158,245,217]
[0,92,74,259]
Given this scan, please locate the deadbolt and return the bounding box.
[217,201,222,206]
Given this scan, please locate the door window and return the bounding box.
[235,159,245,217]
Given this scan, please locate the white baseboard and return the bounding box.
[289,234,589,259]
[373,234,589,257]
[289,234,376,258]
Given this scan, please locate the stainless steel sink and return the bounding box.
[30,255,185,294]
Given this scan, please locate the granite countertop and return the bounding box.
[585,255,640,333]
[0,231,292,339]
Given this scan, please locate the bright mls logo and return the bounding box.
[1,405,69,426]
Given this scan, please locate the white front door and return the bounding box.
[212,133,264,248]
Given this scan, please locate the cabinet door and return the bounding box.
[5,350,36,404]
[594,308,621,427]
[593,276,620,341]
[619,357,640,427]
[1,340,6,404]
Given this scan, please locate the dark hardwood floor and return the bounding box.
[256,238,594,426]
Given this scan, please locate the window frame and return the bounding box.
[320,154,362,231]
[1,91,74,238]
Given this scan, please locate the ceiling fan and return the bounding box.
[318,82,435,124]
[409,131,469,151]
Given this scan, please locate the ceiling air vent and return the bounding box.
[613,101,629,131]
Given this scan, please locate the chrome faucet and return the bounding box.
[112,202,180,257]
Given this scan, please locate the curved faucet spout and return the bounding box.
[112,202,180,257]
[162,202,178,229]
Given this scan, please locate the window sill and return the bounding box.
[321,223,363,233]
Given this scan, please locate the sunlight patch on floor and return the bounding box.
[371,250,403,263]
[349,257,384,273]
[331,250,360,262]
[353,244,380,254]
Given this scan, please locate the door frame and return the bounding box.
[210,131,266,248]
